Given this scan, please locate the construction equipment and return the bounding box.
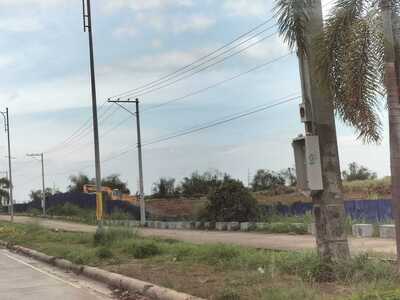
[83,184,138,205]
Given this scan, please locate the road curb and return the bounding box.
[0,240,203,300]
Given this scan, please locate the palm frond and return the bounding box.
[316,0,384,143]
[274,0,313,55]
[0,177,9,189]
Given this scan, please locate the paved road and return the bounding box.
[0,215,396,256]
[0,248,115,300]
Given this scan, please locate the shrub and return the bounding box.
[129,241,162,258]
[96,247,113,259]
[93,227,135,246]
[206,179,257,222]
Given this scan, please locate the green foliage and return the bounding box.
[181,170,229,197]
[93,227,135,246]
[29,188,55,203]
[2,221,400,300]
[315,0,384,143]
[128,240,162,258]
[96,247,114,259]
[152,177,178,198]
[68,173,91,192]
[274,0,313,55]
[351,289,400,300]
[101,174,130,194]
[342,162,377,181]
[262,286,318,300]
[252,170,285,192]
[206,179,257,222]
[256,223,308,235]
[217,288,241,300]
[0,177,9,206]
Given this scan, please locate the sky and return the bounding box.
[0,0,389,203]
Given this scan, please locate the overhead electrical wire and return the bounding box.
[116,29,279,100]
[108,16,277,100]
[46,52,293,158]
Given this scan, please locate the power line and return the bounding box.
[108,16,277,100]
[118,30,279,100]
[45,53,292,158]
[143,53,293,113]
[33,93,300,180]
[142,94,300,146]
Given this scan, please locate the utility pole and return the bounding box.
[108,98,146,225]
[27,153,46,216]
[82,0,103,222]
[294,0,350,260]
[1,108,14,222]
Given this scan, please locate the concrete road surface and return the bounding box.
[0,215,396,256]
[0,248,116,300]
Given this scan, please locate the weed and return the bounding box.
[217,287,241,300]
[93,227,135,246]
[129,240,162,259]
[96,247,114,259]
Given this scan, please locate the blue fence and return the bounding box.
[259,199,393,222]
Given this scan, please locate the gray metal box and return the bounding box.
[299,103,312,123]
[292,135,323,191]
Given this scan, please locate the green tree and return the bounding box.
[342,162,377,181]
[309,0,400,262]
[152,178,177,198]
[101,174,130,194]
[206,179,257,222]
[251,169,285,192]
[68,173,91,192]
[29,188,54,203]
[280,168,297,186]
[0,177,9,206]
[275,0,351,260]
[181,170,229,196]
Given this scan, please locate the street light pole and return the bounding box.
[82,0,103,223]
[1,108,14,222]
[26,153,46,216]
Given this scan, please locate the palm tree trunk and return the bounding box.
[300,0,350,260]
[383,0,400,266]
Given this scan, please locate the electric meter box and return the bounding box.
[292,135,323,191]
[299,103,312,123]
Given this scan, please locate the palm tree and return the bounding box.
[275,0,351,261]
[275,0,400,262]
[0,177,10,206]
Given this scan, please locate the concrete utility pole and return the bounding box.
[27,153,46,216]
[296,0,350,260]
[108,99,146,225]
[82,0,103,222]
[1,108,14,222]
[381,0,400,265]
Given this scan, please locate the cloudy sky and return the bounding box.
[0,0,388,202]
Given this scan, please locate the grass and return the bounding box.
[0,221,399,299]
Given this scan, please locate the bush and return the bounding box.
[93,227,135,246]
[206,179,257,222]
[96,247,113,259]
[129,240,162,258]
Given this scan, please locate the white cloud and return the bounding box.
[102,0,193,13]
[222,0,269,17]
[0,55,15,68]
[243,35,289,60]
[0,17,43,32]
[113,24,137,39]
[173,15,216,33]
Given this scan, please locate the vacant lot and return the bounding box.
[0,221,399,300]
